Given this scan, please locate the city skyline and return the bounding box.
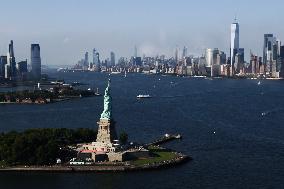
[0,0,284,65]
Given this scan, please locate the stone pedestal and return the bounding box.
[96,119,117,144]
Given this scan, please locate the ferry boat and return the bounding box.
[137,94,152,99]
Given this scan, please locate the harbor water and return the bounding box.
[0,72,283,189]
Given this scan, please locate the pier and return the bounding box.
[146,134,182,147]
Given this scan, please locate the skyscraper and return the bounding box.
[93,48,98,65]
[8,40,16,79]
[93,49,100,64]
[175,47,179,64]
[17,60,28,74]
[263,34,281,76]
[31,44,41,80]
[205,48,225,76]
[17,60,28,80]
[280,46,284,77]
[182,46,188,58]
[230,19,239,69]
[263,34,274,67]
[110,52,115,66]
[5,64,10,79]
[205,48,225,67]
[84,52,89,69]
[0,56,7,79]
[134,46,138,57]
[93,48,101,71]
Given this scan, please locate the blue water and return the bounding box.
[0,72,284,189]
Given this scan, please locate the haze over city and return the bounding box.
[0,0,284,65]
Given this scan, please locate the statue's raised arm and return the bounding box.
[100,79,112,120]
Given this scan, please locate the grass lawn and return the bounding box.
[131,148,177,166]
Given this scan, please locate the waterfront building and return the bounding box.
[134,57,142,66]
[130,56,142,67]
[205,48,226,76]
[198,57,207,75]
[262,34,282,77]
[31,44,41,80]
[234,48,245,74]
[250,53,260,75]
[5,64,10,79]
[93,49,98,65]
[211,64,220,77]
[17,60,28,73]
[263,34,274,69]
[220,64,231,76]
[84,52,89,70]
[271,60,278,77]
[93,49,100,71]
[0,56,7,80]
[276,40,282,74]
[205,48,214,67]
[230,19,239,73]
[110,51,115,66]
[280,46,284,77]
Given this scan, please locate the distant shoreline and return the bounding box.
[0,97,79,105]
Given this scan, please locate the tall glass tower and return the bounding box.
[110,52,115,66]
[8,40,16,79]
[31,44,41,80]
[230,20,239,67]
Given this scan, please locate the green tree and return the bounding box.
[119,132,128,145]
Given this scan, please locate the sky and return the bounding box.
[0,0,283,66]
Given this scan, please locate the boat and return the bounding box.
[257,81,261,85]
[95,88,102,96]
[71,81,82,86]
[137,94,152,99]
[205,77,213,80]
[175,134,182,139]
[124,71,127,78]
[111,71,121,75]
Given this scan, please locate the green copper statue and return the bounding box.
[100,79,112,120]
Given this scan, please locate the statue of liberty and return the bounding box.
[100,79,112,120]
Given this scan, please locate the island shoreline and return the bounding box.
[0,153,191,173]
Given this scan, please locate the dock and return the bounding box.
[146,134,182,146]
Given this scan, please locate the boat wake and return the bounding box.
[261,108,283,117]
[159,94,192,98]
